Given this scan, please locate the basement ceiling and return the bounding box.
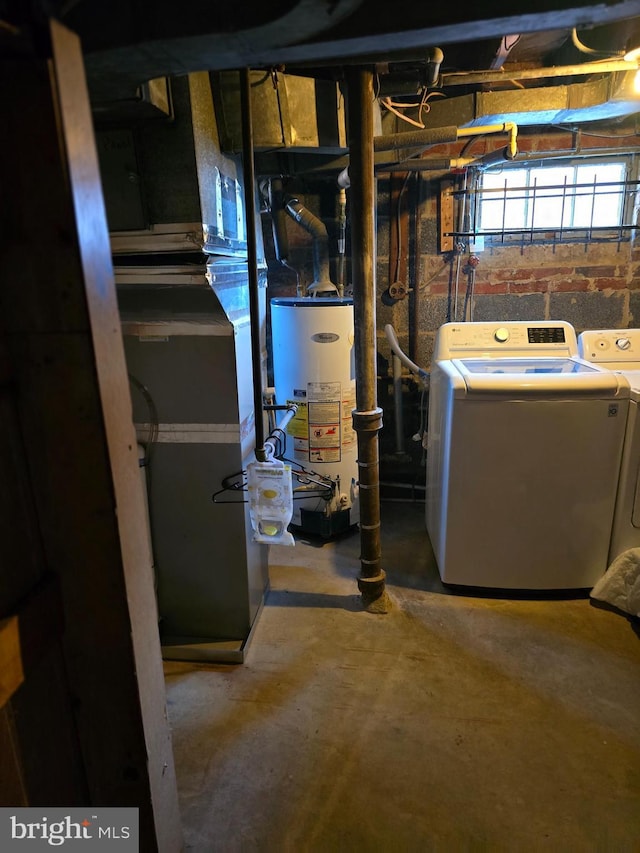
[6,0,640,136]
[40,0,640,112]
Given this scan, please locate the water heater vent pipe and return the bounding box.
[285,198,338,295]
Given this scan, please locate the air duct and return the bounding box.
[389,70,640,132]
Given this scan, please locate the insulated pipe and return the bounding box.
[374,125,459,152]
[346,67,387,610]
[474,145,516,170]
[284,198,336,294]
[376,122,518,158]
[240,68,266,461]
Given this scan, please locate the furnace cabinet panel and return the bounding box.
[119,282,268,660]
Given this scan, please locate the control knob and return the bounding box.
[494,327,510,343]
[616,338,631,351]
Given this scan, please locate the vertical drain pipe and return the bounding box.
[346,68,389,613]
[240,67,266,462]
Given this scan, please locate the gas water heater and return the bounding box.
[270,296,359,537]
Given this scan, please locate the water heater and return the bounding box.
[270,296,359,537]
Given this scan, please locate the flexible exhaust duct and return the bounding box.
[284,198,337,294]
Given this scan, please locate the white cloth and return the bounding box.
[590,548,640,617]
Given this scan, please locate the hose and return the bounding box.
[384,324,429,387]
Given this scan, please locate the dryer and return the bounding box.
[427,320,629,590]
[578,328,640,564]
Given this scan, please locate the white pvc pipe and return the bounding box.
[264,404,299,460]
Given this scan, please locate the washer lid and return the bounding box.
[453,357,629,395]
[617,369,640,399]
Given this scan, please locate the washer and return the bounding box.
[578,328,640,564]
[426,320,629,590]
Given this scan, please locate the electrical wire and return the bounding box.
[381,90,446,129]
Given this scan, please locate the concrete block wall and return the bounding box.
[262,132,639,469]
[263,132,639,376]
[376,173,640,375]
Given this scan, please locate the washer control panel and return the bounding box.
[435,321,577,359]
[578,329,640,363]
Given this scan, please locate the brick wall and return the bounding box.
[263,133,640,373]
[262,130,640,475]
[264,131,640,376]
[375,129,640,373]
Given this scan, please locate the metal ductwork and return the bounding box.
[389,70,640,132]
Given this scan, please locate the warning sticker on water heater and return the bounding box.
[285,400,308,439]
[310,446,340,463]
[308,398,341,462]
[309,423,339,445]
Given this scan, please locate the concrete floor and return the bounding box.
[164,500,640,852]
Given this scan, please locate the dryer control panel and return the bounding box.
[434,320,578,360]
[579,328,640,364]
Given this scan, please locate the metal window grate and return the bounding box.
[447,176,639,248]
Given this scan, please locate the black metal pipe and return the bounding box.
[240,67,266,461]
[346,67,387,610]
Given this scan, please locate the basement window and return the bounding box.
[471,156,638,244]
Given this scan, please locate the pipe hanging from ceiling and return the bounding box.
[439,57,637,87]
[346,65,389,613]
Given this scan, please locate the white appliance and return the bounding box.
[578,328,640,564]
[427,320,630,589]
[270,296,359,537]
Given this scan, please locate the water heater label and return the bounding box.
[308,381,341,401]
[286,383,353,463]
[308,399,341,462]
